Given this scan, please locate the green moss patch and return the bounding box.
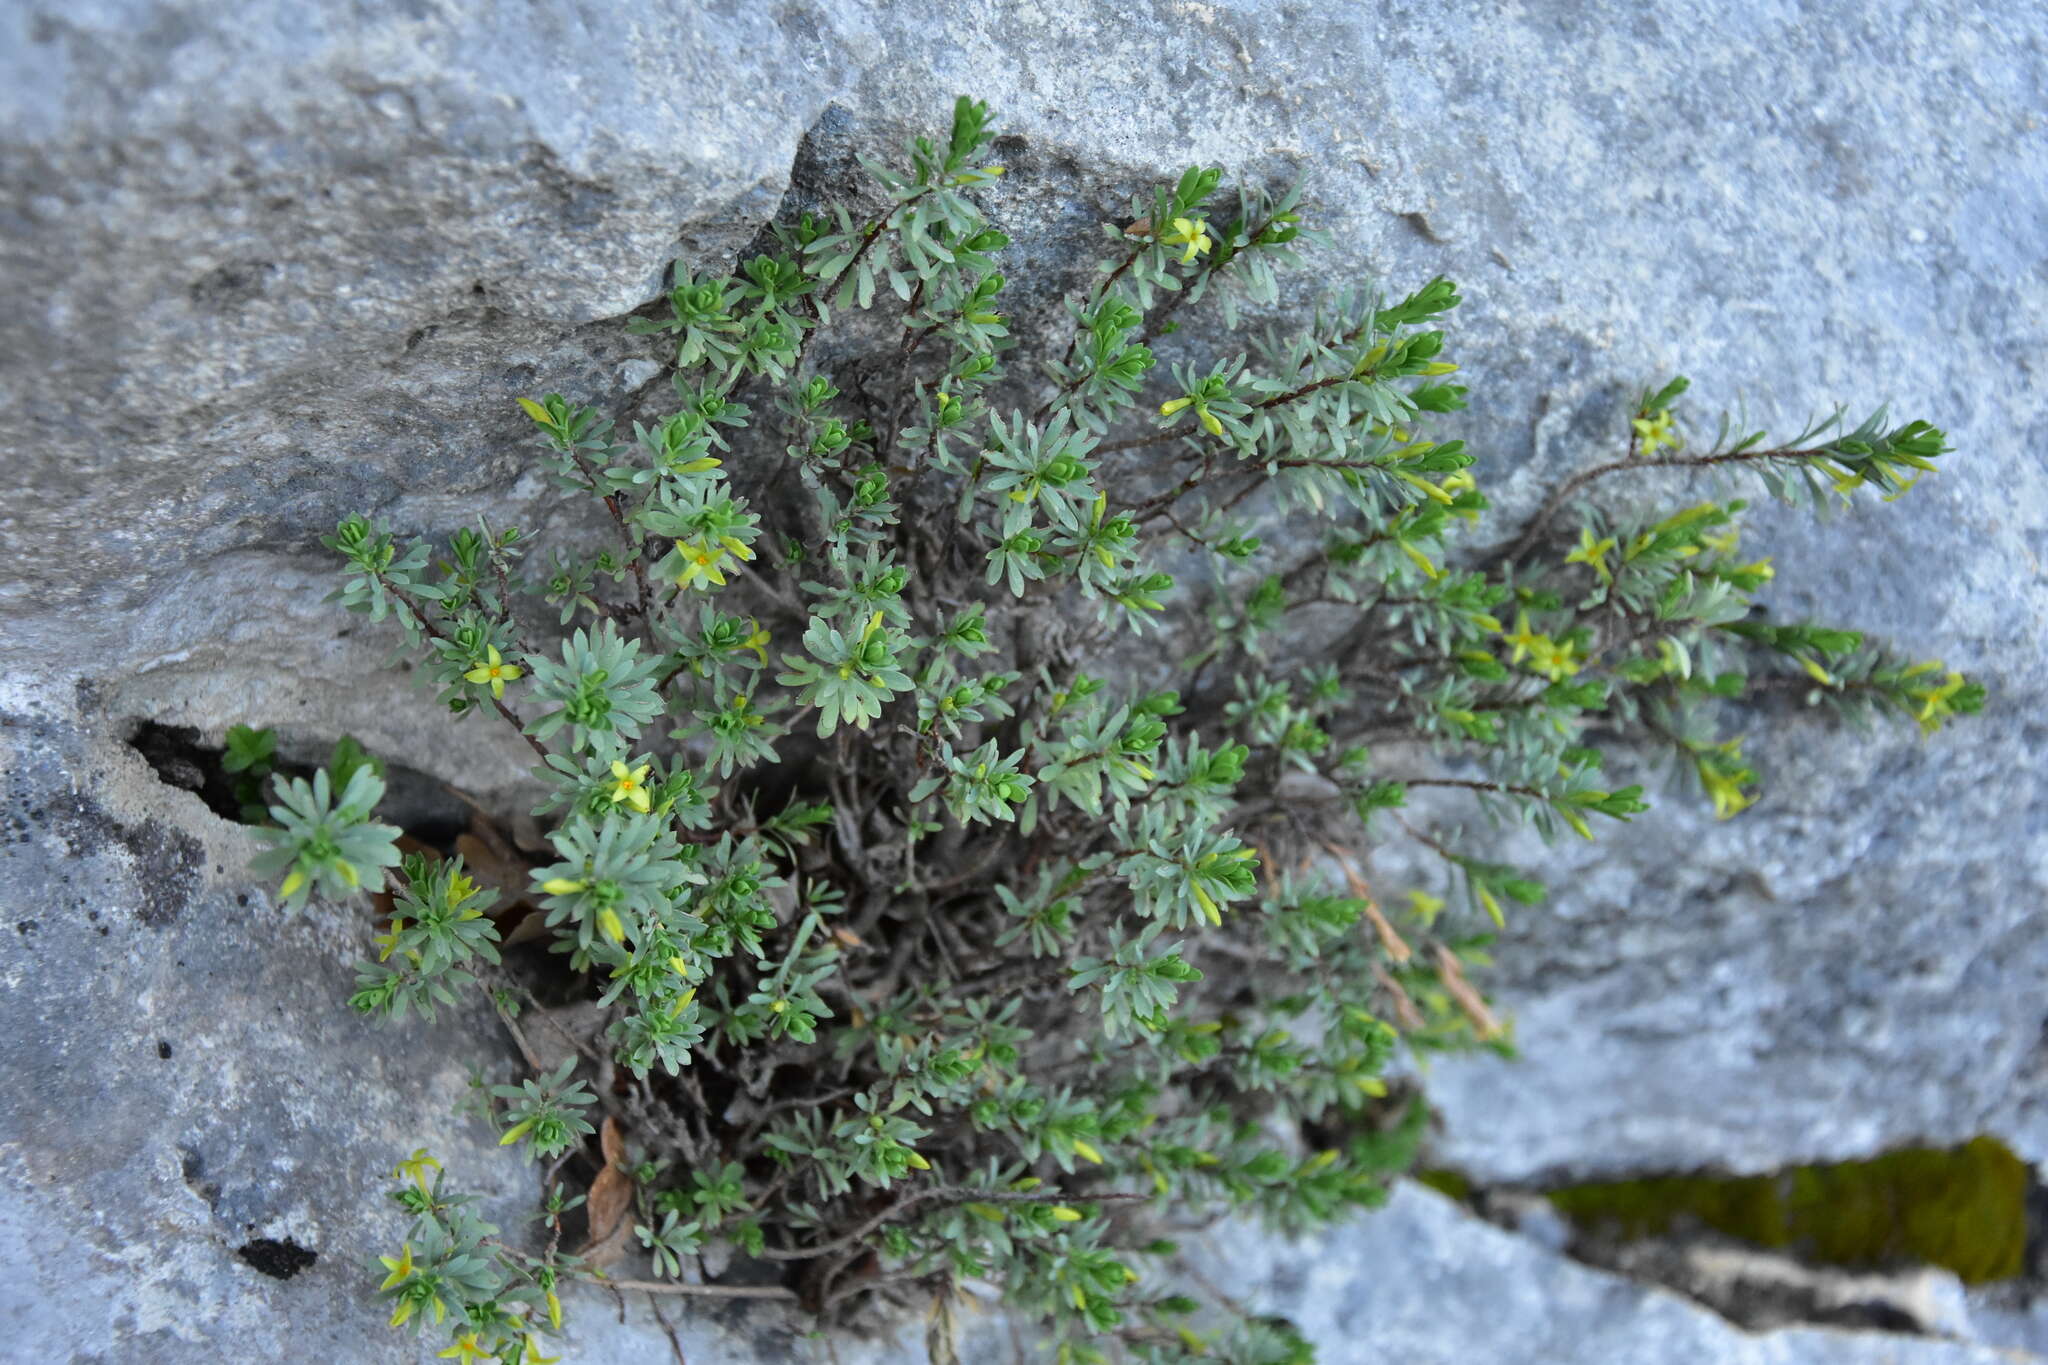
[1544,1136,2031,1284]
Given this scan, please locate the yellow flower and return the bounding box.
[1631,407,1680,455]
[539,877,586,896]
[1703,769,1754,819]
[377,1242,416,1291]
[1405,889,1445,926]
[674,540,729,591]
[438,1335,495,1363]
[1500,611,1544,665]
[607,760,653,813]
[391,1148,440,1194]
[1159,216,1213,265]
[1695,739,1757,819]
[523,1336,562,1365]
[463,646,523,699]
[737,619,770,664]
[1564,527,1617,583]
[1909,669,1969,734]
[1525,634,1581,682]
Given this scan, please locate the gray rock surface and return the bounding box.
[5,0,2047,1359]
[0,686,936,1363]
[1177,1184,2034,1365]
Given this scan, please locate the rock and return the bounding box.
[1175,1183,2032,1365]
[0,696,2031,1365]
[1969,1290,2048,1360]
[1585,1236,1982,1338]
[0,684,943,1362]
[5,0,2048,1358]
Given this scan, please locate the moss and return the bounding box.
[1545,1135,2030,1284]
[1416,1168,1472,1202]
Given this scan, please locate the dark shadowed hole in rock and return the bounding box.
[236,1237,317,1280]
[126,720,471,846]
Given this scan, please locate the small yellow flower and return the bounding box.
[377,1242,416,1291]
[1909,669,1969,735]
[607,760,653,813]
[1703,770,1754,819]
[463,646,523,699]
[524,1336,563,1365]
[674,540,729,591]
[540,877,586,896]
[737,619,770,664]
[1159,216,1213,265]
[1631,407,1680,455]
[1500,611,1543,665]
[1564,526,1618,583]
[391,1147,440,1194]
[437,1334,495,1363]
[1525,634,1581,682]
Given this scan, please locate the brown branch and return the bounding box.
[384,582,551,761]
[564,449,654,637]
[756,1186,1147,1264]
[1099,368,1361,457]
[1502,446,1822,565]
[1398,777,1546,800]
[605,1279,800,1301]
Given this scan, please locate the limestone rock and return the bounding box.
[1177,1183,2033,1365]
[5,0,2047,1358]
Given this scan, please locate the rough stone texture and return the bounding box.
[1177,1184,2036,1365]
[4,0,2047,1359]
[0,686,938,1362]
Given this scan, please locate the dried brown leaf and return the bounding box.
[1433,944,1501,1040]
[1322,841,1412,964]
[1374,964,1427,1032]
[579,1118,635,1267]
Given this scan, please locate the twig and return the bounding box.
[384,582,551,761]
[757,1187,1147,1263]
[1500,446,1820,565]
[606,1279,800,1301]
